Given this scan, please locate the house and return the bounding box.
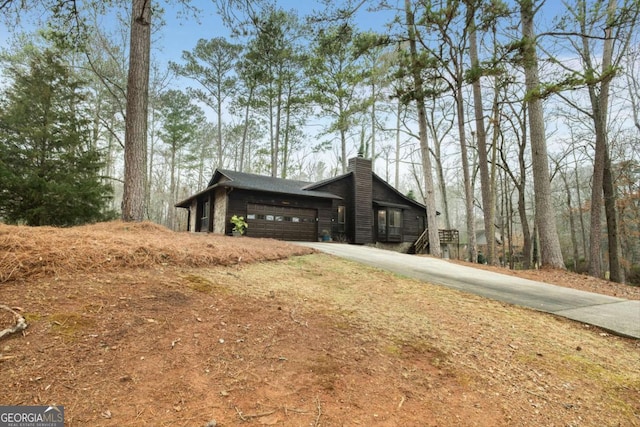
[175,156,429,248]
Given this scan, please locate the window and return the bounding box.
[388,209,402,237]
[377,207,403,242]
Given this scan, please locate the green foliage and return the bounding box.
[169,37,242,112]
[230,215,248,234]
[0,47,114,226]
[307,23,369,141]
[158,89,205,151]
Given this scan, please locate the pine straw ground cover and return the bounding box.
[0,221,638,426]
[0,221,313,283]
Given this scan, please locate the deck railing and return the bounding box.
[414,228,460,255]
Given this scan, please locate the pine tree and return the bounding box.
[0,48,114,226]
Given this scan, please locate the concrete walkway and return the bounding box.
[295,242,640,339]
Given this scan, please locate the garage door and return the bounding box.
[246,203,317,241]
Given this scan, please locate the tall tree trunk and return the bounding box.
[456,85,477,263]
[520,0,565,269]
[427,101,452,229]
[340,126,348,173]
[371,81,377,173]
[216,93,223,168]
[505,101,532,269]
[573,160,588,264]
[239,85,254,172]
[405,0,441,257]
[598,0,624,283]
[603,148,625,282]
[562,170,580,271]
[273,80,283,177]
[395,99,401,188]
[168,141,176,230]
[122,0,151,222]
[468,6,494,265]
[281,85,292,179]
[489,80,501,265]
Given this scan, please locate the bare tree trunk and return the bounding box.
[603,148,625,282]
[371,81,377,173]
[468,7,495,265]
[405,0,441,257]
[216,93,223,169]
[122,0,151,222]
[586,0,618,278]
[455,82,477,263]
[503,100,532,269]
[573,159,588,265]
[561,169,580,271]
[168,141,176,230]
[395,99,401,188]
[520,0,565,269]
[600,0,624,283]
[239,85,254,172]
[427,100,452,229]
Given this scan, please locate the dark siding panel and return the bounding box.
[349,158,373,244]
[372,178,426,243]
[226,189,332,241]
[313,176,354,242]
[247,203,317,241]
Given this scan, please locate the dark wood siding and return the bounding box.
[372,178,426,242]
[311,176,354,242]
[349,157,373,244]
[225,189,333,241]
[246,203,317,241]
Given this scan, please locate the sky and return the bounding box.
[155,0,399,69]
[0,0,567,75]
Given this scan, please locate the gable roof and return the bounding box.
[302,171,353,190]
[175,169,342,208]
[211,169,341,199]
[372,173,426,210]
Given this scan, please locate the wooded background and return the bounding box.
[0,0,638,284]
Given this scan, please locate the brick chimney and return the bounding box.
[348,156,373,244]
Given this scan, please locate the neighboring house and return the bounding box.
[175,156,429,248]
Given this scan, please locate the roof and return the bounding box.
[175,169,342,208]
[213,169,341,199]
[371,173,427,211]
[302,171,353,190]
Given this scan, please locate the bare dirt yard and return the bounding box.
[1,221,638,426]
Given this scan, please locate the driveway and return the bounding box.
[295,242,640,339]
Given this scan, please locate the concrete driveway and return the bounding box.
[295,242,640,339]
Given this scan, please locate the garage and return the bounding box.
[246,203,318,241]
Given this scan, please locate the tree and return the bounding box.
[408,0,478,262]
[121,0,151,222]
[403,0,441,257]
[243,7,307,177]
[466,0,510,265]
[170,37,242,169]
[518,0,565,269]
[0,48,114,225]
[157,89,205,230]
[551,0,638,281]
[307,23,369,173]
